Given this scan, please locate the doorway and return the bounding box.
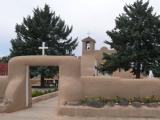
[26,65,59,107]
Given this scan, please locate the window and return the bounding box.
[86,42,90,50]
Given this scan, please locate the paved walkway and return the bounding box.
[0,97,159,120]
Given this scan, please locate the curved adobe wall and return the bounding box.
[3,56,83,112]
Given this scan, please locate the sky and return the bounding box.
[0,0,160,57]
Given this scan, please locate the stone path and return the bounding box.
[0,97,159,120]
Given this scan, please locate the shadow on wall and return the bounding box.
[0,76,8,101]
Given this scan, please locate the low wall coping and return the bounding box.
[58,105,160,118]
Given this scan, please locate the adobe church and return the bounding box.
[0,36,135,78]
[80,36,134,78]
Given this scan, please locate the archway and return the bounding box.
[2,56,83,112]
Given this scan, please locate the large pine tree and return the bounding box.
[10,4,78,87]
[97,0,160,78]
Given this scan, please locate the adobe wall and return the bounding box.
[112,70,135,78]
[0,76,8,99]
[82,76,160,98]
[59,76,160,117]
[81,55,95,76]
[1,56,83,112]
[1,55,160,114]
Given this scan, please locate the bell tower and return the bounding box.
[82,37,96,55]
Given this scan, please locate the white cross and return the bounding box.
[38,42,48,55]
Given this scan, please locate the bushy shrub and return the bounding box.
[32,89,56,97]
[80,97,107,108]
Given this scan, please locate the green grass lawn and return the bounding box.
[32,88,57,97]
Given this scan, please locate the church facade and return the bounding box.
[80,36,134,78]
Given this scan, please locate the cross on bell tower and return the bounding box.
[86,31,91,37]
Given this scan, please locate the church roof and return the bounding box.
[82,37,96,43]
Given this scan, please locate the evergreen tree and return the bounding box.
[97,0,160,78]
[10,4,78,86]
[0,56,9,63]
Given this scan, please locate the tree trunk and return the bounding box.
[40,75,45,88]
[136,63,141,79]
[136,71,140,79]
